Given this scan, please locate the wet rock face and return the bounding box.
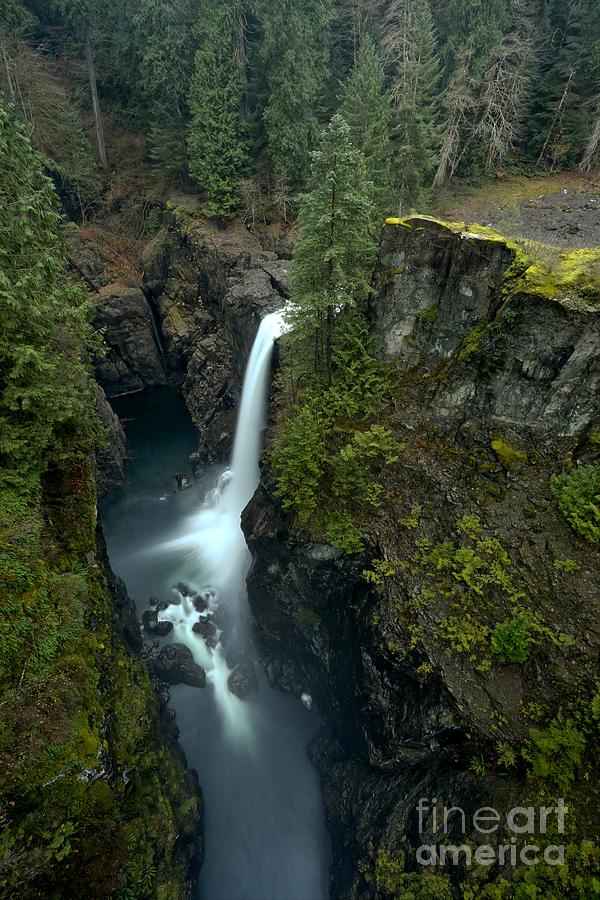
[371,217,600,448]
[92,283,167,396]
[94,384,127,498]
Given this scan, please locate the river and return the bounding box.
[99,316,331,900]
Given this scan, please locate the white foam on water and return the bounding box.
[155,312,286,741]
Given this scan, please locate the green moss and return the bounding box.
[491,437,528,469]
[418,305,439,324]
[0,463,200,899]
[553,558,580,573]
[457,322,490,362]
[296,606,321,626]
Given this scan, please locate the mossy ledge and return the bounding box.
[373,215,600,451]
[385,215,600,311]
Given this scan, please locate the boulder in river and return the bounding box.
[192,618,218,641]
[151,643,206,688]
[227,662,259,700]
[141,608,174,637]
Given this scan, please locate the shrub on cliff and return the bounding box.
[491,609,537,664]
[551,465,600,544]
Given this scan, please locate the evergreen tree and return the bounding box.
[339,35,394,218]
[187,1,247,218]
[131,0,198,180]
[0,103,93,482]
[288,114,377,379]
[46,0,108,166]
[381,0,440,210]
[435,0,511,75]
[253,0,333,187]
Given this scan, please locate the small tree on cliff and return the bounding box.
[288,114,377,381]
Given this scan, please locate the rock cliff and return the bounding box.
[371,217,599,450]
[244,217,600,897]
[141,210,290,462]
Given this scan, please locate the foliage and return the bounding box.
[551,465,600,545]
[0,104,95,482]
[525,719,586,794]
[362,558,397,585]
[272,310,396,555]
[187,1,248,218]
[461,839,600,900]
[131,0,198,180]
[374,848,453,899]
[382,0,441,210]
[441,613,489,654]
[400,505,422,529]
[270,400,328,525]
[0,101,200,899]
[491,609,538,664]
[252,0,332,186]
[272,388,399,554]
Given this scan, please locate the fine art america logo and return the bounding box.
[416,798,568,867]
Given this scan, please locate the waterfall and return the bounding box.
[156,311,286,728]
[225,311,285,516]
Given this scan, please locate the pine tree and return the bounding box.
[339,35,394,218]
[381,0,440,210]
[0,103,94,481]
[132,0,198,181]
[187,1,247,218]
[253,0,333,187]
[435,0,511,75]
[289,114,377,379]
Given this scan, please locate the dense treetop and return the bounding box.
[1,0,599,219]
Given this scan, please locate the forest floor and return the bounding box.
[432,171,600,248]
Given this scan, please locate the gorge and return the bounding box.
[2,4,600,896]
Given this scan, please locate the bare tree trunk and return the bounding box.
[537,65,576,167]
[2,43,16,103]
[433,53,475,190]
[580,105,600,172]
[85,26,107,168]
